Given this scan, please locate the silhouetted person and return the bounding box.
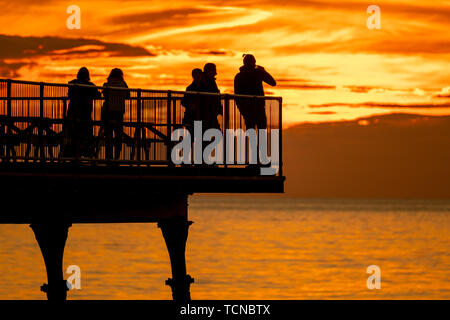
[63,67,100,158]
[234,54,276,129]
[199,63,222,130]
[181,68,203,133]
[102,68,129,160]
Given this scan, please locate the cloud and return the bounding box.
[128,6,272,42]
[282,84,336,90]
[434,87,450,98]
[276,78,335,90]
[265,1,450,56]
[257,0,450,21]
[0,61,29,77]
[188,49,234,56]
[308,111,336,115]
[283,113,450,197]
[309,102,450,109]
[0,34,155,60]
[103,7,217,37]
[0,34,156,79]
[273,37,450,55]
[344,85,381,93]
[110,7,211,25]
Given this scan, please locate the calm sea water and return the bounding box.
[0,196,449,299]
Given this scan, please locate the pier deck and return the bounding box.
[0,78,284,301]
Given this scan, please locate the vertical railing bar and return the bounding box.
[6,79,11,117]
[254,95,259,166]
[278,97,283,177]
[166,91,172,166]
[224,94,229,169]
[39,82,44,162]
[194,92,200,165]
[61,96,67,163]
[136,89,142,164]
[172,95,177,165]
[172,95,177,129]
[154,94,157,161]
[5,79,11,161]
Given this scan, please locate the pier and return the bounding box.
[0,78,284,301]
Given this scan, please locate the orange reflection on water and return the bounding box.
[0,197,448,299]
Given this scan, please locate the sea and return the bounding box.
[0,196,449,299]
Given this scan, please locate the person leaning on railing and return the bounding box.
[62,67,100,158]
[101,68,130,161]
[181,68,203,135]
[234,54,276,130]
[199,63,222,131]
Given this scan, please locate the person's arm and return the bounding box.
[181,85,192,108]
[101,83,108,98]
[89,82,101,99]
[123,82,130,98]
[215,83,220,94]
[94,88,101,98]
[68,81,74,99]
[66,83,73,119]
[257,66,276,86]
[214,81,222,115]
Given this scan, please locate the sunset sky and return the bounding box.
[1,0,449,126]
[1,1,450,302]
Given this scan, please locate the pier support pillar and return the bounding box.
[158,216,194,302]
[30,220,71,301]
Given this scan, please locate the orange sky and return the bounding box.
[1,0,450,126]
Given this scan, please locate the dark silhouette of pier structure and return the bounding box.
[0,78,284,301]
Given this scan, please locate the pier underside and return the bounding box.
[0,164,283,301]
[2,191,194,301]
[0,78,285,301]
[0,163,283,224]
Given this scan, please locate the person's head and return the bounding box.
[203,63,217,79]
[192,68,203,83]
[243,54,256,68]
[77,67,90,81]
[107,68,124,82]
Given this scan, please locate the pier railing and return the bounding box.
[0,78,282,175]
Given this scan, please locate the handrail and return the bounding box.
[0,78,282,100]
[0,78,283,176]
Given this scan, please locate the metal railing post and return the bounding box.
[255,96,258,166]
[136,89,142,163]
[6,79,11,117]
[5,79,11,160]
[166,91,172,165]
[172,95,177,127]
[223,94,229,168]
[278,97,283,177]
[61,96,67,164]
[39,82,45,162]
[63,97,67,119]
